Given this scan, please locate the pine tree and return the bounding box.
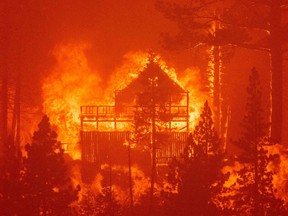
[164,101,225,216]
[235,67,266,162]
[193,100,221,157]
[229,68,286,215]
[129,55,179,213]
[22,115,79,215]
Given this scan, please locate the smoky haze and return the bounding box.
[1,0,272,150]
[2,1,181,85]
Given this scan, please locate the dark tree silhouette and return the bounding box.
[22,115,79,215]
[193,101,222,156]
[228,68,286,215]
[78,186,123,216]
[126,55,183,212]
[235,68,267,162]
[164,101,226,216]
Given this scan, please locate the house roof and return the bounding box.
[116,58,185,105]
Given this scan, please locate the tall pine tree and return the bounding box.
[235,67,266,162]
[164,101,225,216]
[22,115,79,215]
[229,68,286,215]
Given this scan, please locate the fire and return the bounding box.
[107,51,150,92]
[108,51,187,95]
[266,144,288,203]
[42,43,205,159]
[179,67,206,129]
[221,161,244,188]
[42,43,103,159]
[106,164,151,205]
[79,164,150,205]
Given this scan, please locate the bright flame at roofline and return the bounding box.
[42,43,206,159]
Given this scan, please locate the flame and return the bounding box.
[179,67,206,128]
[218,145,288,209]
[266,144,288,203]
[91,164,151,205]
[108,51,150,92]
[222,161,244,188]
[42,43,205,159]
[42,43,102,159]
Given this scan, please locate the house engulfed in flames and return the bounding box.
[80,55,190,166]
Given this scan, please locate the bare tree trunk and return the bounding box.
[150,79,156,214]
[270,2,283,143]
[0,0,9,164]
[128,141,134,215]
[0,65,8,163]
[254,140,260,216]
[213,44,222,137]
[12,70,21,155]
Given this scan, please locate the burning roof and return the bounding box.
[116,55,185,106]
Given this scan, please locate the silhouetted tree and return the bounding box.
[78,186,123,216]
[127,55,184,212]
[227,68,286,215]
[22,115,79,215]
[235,68,267,162]
[164,101,226,216]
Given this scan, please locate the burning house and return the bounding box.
[80,55,190,166]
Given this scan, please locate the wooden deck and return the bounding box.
[80,131,189,165]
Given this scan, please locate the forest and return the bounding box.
[1,0,288,215]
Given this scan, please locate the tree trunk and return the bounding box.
[0,0,9,164]
[12,71,21,155]
[150,78,157,214]
[254,141,260,216]
[0,65,8,163]
[270,2,283,143]
[128,141,134,215]
[213,45,222,137]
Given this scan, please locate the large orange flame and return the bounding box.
[42,43,103,159]
[42,43,205,160]
[266,144,288,203]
